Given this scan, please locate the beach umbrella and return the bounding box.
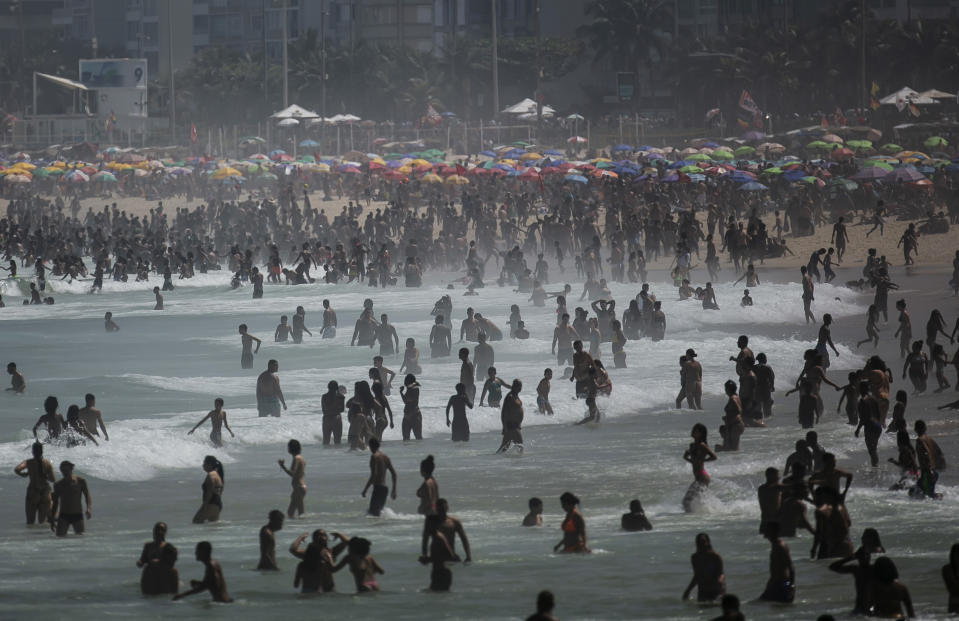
[829,179,858,191]
[11,152,30,161]
[297,155,316,163]
[880,144,903,153]
[248,153,270,161]
[800,176,825,187]
[611,144,633,152]
[64,170,89,182]
[830,147,855,161]
[760,167,783,175]
[519,152,542,161]
[564,173,588,184]
[711,149,733,160]
[847,139,873,150]
[93,171,117,182]
[740,181,768,191]
[924,136,948,148]
[733,146,755,157]
[422,173,442,184]
[741,131,765,141]
[446,175,470,185]
[851,167,889,180]
[728,171,757,183]
[806,141,830,150]
[566,113,585,121]
[687,153,711,162]
[862,161,894,171]
[299,139,321,148]
[211,167,242,179]
[887,167,926,182]
[679,165,704,174]
[756,142,786,153]
[5,173,31,183]
[479,150,496,158]
[519,169,540,180]
[258,172,279,181]
[568,136,587,144]
[822,134,843,144]
[680,147,700,156]
[338,165,362,174]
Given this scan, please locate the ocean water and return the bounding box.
[0,268,955,620]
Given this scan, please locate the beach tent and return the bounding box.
[502,98,556,117]
[270,104,320,120]
[879,87,938,108]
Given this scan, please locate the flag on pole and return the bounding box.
[190,124,198,143]
[736,90,762,129]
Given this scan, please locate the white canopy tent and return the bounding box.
[502,97,556,118]
[270,104,320,120]
[879,87,938,107]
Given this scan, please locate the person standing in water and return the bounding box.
[458,348,476,402]
[192,455,224,524]
[681,532,726,603]
[373,314,399,356]
[275,315,292,342]
[321,299,337,338]
[526,591,559,621]
[497,379,525,453]
[32,395,64,441]
[683,423,718,512]
[416,455,439,516]
[278,439,306,518]
[291,306,312,343]
[446,383,474,442]
[362,437,397,516]
[321,380,345,446]
[14,441,55,525]
[173,541,233,603]
[400,374,423,441]
[816,314,840,369]
[188,398,234,447]
[77,393,109,441]
[758,522,795,603]
[553,492,589,553]
[256,359,287,417]
[49,460,92,536]
[7,362,25,393]
[238,324,262,369]
[429,315,452,358]
[104,312,119,332]
[257,510,285,570]
[801,265,815,324]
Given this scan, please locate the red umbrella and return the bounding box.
[830,147,854,161]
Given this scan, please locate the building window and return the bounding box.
[250,13,263,35]
[126,20,139,40]
[404,5,432,24]
[143,21,158,42]
[211,14,228,36]
[360,6,397,25]
[143,0,157,16]
[193,14,209,34]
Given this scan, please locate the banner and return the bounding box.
[736,90,762,129]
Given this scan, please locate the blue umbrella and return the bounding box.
[783,170,806,182]
[299,139,320,148]
[728,172,756,184]
[564,174,588,184]
[687,174,706,182]
[611,144,633,152]
[703,141,719,148]
[543,149,562,156]
[479,150,496,157]
[740,181,768,191]
[637,145,654,151]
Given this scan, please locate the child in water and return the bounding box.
[399,338,422,375]
[522,497,543,526]
[740,289,753,307]
[536,369,554,415]
[479,367,507,408]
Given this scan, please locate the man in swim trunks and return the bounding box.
[257,510,285,570]
[361,437,397,516]
[256,359,287,417]
[321,299,337,338]
[14,441,55,524]
[373,314,399,356]
[49,460,92,536]
[173,541,233,603]
[77,393,109,440]
[351,309,378,347]
[239,324,262,369]
[570,340,594,399]
[497,379,525,453]
[551,314,579,367]
[321,381,344,445]
[758,522,795,603]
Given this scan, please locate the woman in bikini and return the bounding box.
[416,455,439,516]
[553,492,589,554]
[192,455,224,524]
[332,536,384,592]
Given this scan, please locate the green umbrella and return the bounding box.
[32,168,52,178]
[687,153,711,162]
[511,141,530,147]
[595,161,614,169]
[385,153,403,160]
[46,168,64,176]
[924,136,948,148]
[711,149,733,160]
[733,146,755,157]
[828,179,858,191]
[297,155,316,163]
[679,165,704,173]
[847,139,873,150]
[258,172,278,181]
[806,141,830,150]
[880,144,903,153]
[862,161,894,171]
[761,167,783,175]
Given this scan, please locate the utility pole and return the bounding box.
[535,0,542,126]
[491,0,499,118]
[859,0,866,110]
[168,0,175,142]
[320,0,327,119]
[282,0,289,108]
[263,0,268,105]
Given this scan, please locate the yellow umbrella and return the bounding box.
[445,175,470,185]
[10,162,36,171]
[519,152,542,161]
[211,167,242,179]
[410,158,431,167]
[397,165,412,174]
[422,173,443,184]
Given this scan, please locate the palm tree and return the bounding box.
[436,36,489,122]
[577,0,674,103]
